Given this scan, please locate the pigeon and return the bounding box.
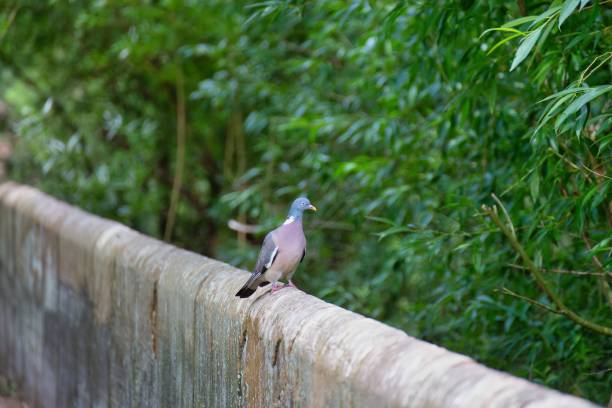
[235,197,316,298]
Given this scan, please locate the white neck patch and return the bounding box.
[283,216,296,225]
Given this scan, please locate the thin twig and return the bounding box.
[482,202,612,336]
[227,219,260,234]
[581,232,612,307]
[579,52,612,84]
[584,367,612,377]
[556,142,612,181]
[507,263,611,278]
[492,193,516,238]
[580,163,612,181]
[164,69,187,242]
[0,6,19,43]
[497,287,562,315]
[549,148,594,183]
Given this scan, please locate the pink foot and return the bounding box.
[270,283,284,294]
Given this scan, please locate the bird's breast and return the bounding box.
[270,221,306,273]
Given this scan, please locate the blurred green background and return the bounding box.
[0,0,610,404]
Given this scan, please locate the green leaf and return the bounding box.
[534,250,542,270]
[366,216,396,226]
[559,0,580,28]
[581,185,600,208]
[502,15,538,28]
[382,2,407,37]
[537,86,586,104]
[375,225,412,241]
[529,172,540,202]
[510,26,543,71]
[555,85,612,130]
[588,238,612,255]
[535,16,555,55]
[453,241,473,252]
[487,33,522,55]
[480,27,525,39]
[531,6,562,27]
[575,104,588,137]
[579,0,590,10]
[597,131,612,154]
[534,93,575,134]
[590,182,609,210]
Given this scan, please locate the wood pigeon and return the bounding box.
[235,197,317,298]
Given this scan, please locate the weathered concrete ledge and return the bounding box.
[0,182,598,407]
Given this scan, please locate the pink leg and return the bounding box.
[270,282,283,294]
[288,280,298,289]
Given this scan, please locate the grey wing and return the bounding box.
[243,232,278,288]
[254,232,278,274]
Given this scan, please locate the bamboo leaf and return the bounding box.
[537,86,586,104]
[559,0,580,28]
[529,172,540,201]
[534,93,574,134]
[510,26,543,71]
[480,27,525,38]
[531,6,562,27]
[587,237,611,255]
[502,15,538,28]
[555,85,612,130]
[487,33,522,55]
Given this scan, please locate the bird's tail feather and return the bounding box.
[235,286,256,298]
[235,272,266,298]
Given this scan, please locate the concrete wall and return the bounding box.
[0,182,598,408]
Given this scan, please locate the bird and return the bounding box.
[235,197,316,298]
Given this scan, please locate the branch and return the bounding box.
[496,287,562,315]
[482,198,612,337]
[227,219,260,234]
[492,193,515,238]
[507,263,611,278]
[0,6,19,43]
[517,0,527,16]
[163,69,187,242]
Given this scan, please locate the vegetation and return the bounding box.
[0,0,610,404]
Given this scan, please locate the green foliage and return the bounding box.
[1,0,610,403]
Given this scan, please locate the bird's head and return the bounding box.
[287,197,317,219]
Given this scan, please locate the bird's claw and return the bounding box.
[270,281,299,294]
